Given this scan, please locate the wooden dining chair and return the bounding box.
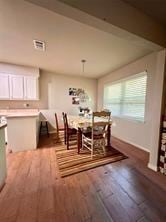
[55,113,65,142]
[82,111,111,158]
[64,113,77,150]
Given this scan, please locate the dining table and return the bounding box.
[68,115,112,153]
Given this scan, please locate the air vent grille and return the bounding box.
[33,40,45,51]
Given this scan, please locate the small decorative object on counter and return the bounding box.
[159,116,166,175]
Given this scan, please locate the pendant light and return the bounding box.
[81,59,86,73]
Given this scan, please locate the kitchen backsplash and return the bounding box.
[0,100,41,109]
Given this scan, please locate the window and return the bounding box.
[103,71,147,121]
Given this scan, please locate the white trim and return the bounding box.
[112,134,150,153]
[104,70,147,87]
[148,163,158,172]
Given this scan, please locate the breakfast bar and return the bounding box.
[0,122,7,191]
[0,110,39,152]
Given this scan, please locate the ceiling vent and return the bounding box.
[33,40,45,51]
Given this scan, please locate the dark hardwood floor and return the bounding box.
[0,134,165,222]
[111,137,166,192]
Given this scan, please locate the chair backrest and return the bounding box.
[64,113,69,130]
[92,111,111,138]
[62,112,66,129]
[63,113,70,132]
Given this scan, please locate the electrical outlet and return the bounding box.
[23,103,30,108]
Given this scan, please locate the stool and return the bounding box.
[39,120,49,137]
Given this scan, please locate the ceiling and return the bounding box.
[122,0,166,28]
[59,0,166,28]
[0,0,152,78]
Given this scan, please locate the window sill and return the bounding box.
[112,115,145,124]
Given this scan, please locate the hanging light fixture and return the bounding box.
[78,59,91,114]
[76,59,89,102]
[81,59,86,73]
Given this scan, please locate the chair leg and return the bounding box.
[66,134,69,150]
[102,140,106,155]
[56,130,59,142]
[91,143,94,159]
[82,135,84,149]
[64,130,66,144]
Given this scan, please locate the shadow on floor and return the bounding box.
[37,133,64,149]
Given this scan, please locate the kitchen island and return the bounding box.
[0,110,40,152]
[0,122,7,191]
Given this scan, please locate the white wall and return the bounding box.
[148,50,166,171]
[98,50,166,159]
[39,70,97,131]
[41,71,97,113]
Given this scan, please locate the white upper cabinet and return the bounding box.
[10,75,24,99]
[24,76,39,100]
[0,73,39,100]
[0,74,10,99]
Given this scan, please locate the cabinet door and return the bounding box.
[0,74,10,99]
[24,76,38,100]
[10,75,24,99]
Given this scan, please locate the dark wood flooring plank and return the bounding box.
[105,164,147,204]
[90,167,144,221]
[76,171,113,222]
[16,192,38,222]
[111,137,166,191]
[139,201,166,222]
[109,164,166,216]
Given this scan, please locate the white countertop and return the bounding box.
[0,109,39,118]
[0,122,7,129]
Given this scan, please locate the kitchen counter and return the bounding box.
[0,109,39,118]
[0,109,40,152]
[0,123,7,191]
[0,123,7,129]
[6,113,39,118]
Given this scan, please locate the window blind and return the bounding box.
[104,72,147,121]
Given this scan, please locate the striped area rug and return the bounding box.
[55,145,127,177]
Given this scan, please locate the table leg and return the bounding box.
[39,122,42,138]
[77,128,82,154]
[46,121,49,137]
[107,124,111,147]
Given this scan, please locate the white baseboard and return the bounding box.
[148,163,158,171]
[112,135,150,153]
